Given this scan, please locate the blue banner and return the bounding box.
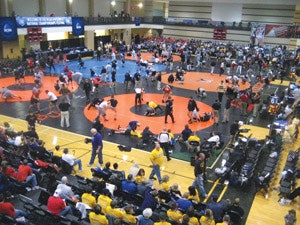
[0,17,18,41]
[135,17,141,26]
[16,16,72,27]
[72,17,84,36]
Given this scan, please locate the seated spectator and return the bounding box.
[89,204,108,225]
[122,174,137,194]
[57,176,76,201]
[8,131,24,146]
[199,209,215,225]
[81,186,96,208]
[62,148,83,172]
[137,178,152,196]
[112,162,125,179]
[155,212,171,225]
[135,168,146,183]
[16,159,39,190]
[176,192,193,212]
[170,183,182,200]
[137,208,154,225]
[167,201,183,223]
[122,205,137,224]
[161,175,170,192]
[187,132,200,152]
[227,198,244,219]
[129,163,139,180]
[53,145,62,157]
[187,186,200,204]
[216,215,230,225]
[178,125,192,143]
[23,126,39,140]
[0,193,29,219]
[142,126,155,144]
[206,194,227,223]
[1,161,17,178]
[47,189,73,216]
[97,188,112,214]
[184,206,199,225]
[102,162,113,178]
[0,127,8,143]
[3,122,17,139]
[106,200,123,219]
[141,189,159,211]
[207,131,220,146]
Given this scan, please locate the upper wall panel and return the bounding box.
[72,0,89,17]
[45,0,66,16]
[13,0,39,16]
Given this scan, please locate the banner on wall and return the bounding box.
[265,24,300,38]
[250,23,266,46]
[72,17,84,36]
[135,17,141,26]
[0,17,18,41]
[16,16,72,27]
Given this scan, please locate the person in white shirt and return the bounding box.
[128,163,139,179]
[62,148,83,172]
[157,128,171,161]
[207,131,220,144]
[45,90,59,114]
[97,100,110,121]
[56,176,76,200]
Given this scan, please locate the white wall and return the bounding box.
[212,3,242,22]
[72,0,89,17]
[45,0,66,16]
[13,0,39,16]
[94,0,111,17]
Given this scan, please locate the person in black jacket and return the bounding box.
[187,96,199,123]
[165,96,175,123]
[82,78,92,103]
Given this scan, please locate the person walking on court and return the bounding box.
[87,128,103,167]
[59,98,71,128]
[149,143,164,183]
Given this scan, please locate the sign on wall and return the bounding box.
[0,17,18,41]
[16,16,72,27]
[72,17,84,36]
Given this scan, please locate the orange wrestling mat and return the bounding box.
[0,76,79,102]
[125,52,181,62]
[162,72,251,92]
[84,93,214,134]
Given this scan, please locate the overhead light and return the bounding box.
[111,0,116,6]
[138,2,143,8]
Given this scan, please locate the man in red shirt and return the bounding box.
[16,159,38,189]
[0,194,28,219]
[162,84,172,103]
[47,189,73,216]
[239,91,249,116]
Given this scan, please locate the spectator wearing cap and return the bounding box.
[137,208,154,225]
[47,189,73,216]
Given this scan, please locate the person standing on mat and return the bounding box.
[216,80,226,103]
[187,96,199,123]
[45,90,59,114]
[165,96,175,124]
[87,128,103,167]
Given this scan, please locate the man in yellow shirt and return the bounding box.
[89,204,108,225]
[149,143,164,183]
[145,101,163,116]
[81,186,96,208]
[122,205,136,224]
[97,189,112,214]
[167,201,183,223]
[106,200,123,219]
[187,132,200,152]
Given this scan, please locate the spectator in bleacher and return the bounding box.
[0,127,8,143]
[56,176,75,201]
[141,189,159,211]
[167,201,183,223]
[227,197,244,219]
[170,183,182,200]
[122,205,137,224]
[1,161,17,178]
[47,189,73,216]
[81,186,96,208]
[176,192,193,212]
[111,162,125,179]
[3,122,16,139]
[102,162,113,178]
[137,178,152,196]
[89,204,108,225]
[62,148,83,172]
[137,208,154,225]
[216,215,230,225]
[128,163,139,180]
[121,174,137,194]
[206,194,227,223]
[185,206,199,225]
[155,212,171,225]
[187,186,200,203]
[0,193,29,219]
[16,159,39,190]
[199,209,215,225]
[284,209,296,225]
[97,188,112,214]
[179,124,193,143]
[23,126,39,140]
[106,200,123,219]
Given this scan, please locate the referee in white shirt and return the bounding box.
[157,128,171,161]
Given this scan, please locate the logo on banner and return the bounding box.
[0,17,17,41]
[72,17,84,36]
[3,24,12,33]
[76,23,82,29]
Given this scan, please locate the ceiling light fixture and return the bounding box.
[111,0,116,6]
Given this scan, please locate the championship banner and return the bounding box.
[16,16,72,27]
[72,17,84,36]
[0,17,18,41]
[250,23,266,46]
[265,24,300,38]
